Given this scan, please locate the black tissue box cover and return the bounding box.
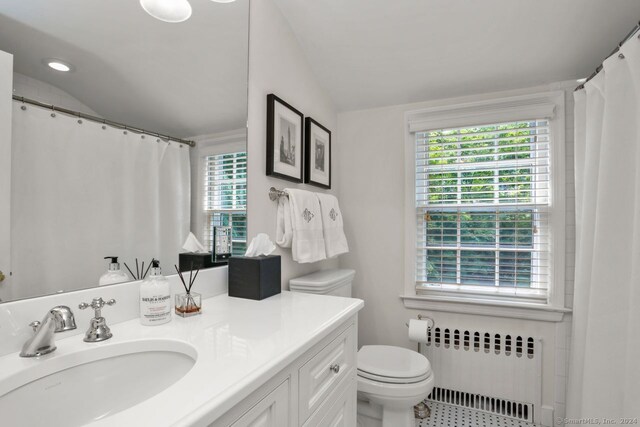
[228,255,281,300]
[179,252,225,271]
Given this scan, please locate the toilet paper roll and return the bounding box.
[408,318,431,343]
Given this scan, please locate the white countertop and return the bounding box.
[0,291,363,426]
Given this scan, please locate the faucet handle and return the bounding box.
[79,298,115,343]
[79,297,116,318]
[28,321,41,332]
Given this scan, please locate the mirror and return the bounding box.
[0,0,249,302]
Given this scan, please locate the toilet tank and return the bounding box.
[289,269,355,297]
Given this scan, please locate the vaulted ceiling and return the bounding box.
[275,0,640,111]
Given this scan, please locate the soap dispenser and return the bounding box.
[99,256,129,286]
[139,259,172,326]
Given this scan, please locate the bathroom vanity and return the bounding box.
[0,289,363,427]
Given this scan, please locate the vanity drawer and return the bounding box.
[298,325,356,424]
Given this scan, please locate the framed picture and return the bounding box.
[266,94,304,183]
[304,117,331,189]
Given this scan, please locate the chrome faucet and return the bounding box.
[20,306,77,357]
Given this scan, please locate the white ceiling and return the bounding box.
[274,0,640,111]
[0,0,249,137]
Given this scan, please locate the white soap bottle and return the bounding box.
[99,256,129,286]
[139,259,172,326]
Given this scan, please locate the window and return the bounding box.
[416,120,549,300]
[406,92,566,308]
[203,151,247,256]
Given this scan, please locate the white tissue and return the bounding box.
[245,233,276,257]
[182,232,208,254]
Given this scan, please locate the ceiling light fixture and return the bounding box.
[140,0,193,23]
[45,60,73,72]
[210,0,237,3]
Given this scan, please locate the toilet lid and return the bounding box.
[357,345,431,381]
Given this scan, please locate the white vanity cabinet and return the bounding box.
[230,379,290,427]
[212,316,358,427]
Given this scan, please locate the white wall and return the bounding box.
[246,0,339,288]
[336,81,576,422]
[0,51,13,301]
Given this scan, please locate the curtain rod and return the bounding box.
[11,95,196,147]
[575,21,640,92]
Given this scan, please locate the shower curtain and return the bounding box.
[10,103,190,299]
[569,37,640,416]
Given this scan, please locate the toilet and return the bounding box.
[290,269,435,427]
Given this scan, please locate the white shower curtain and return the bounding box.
[10,103,190,299]
[569,37,640,416]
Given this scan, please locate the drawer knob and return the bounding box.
[329,364,340,374]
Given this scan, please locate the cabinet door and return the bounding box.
[299,325,356,424]
[231,379,290,427]
[303,378,356,427]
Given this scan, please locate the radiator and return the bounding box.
[422,326,542,424]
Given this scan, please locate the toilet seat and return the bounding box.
[357,345,431,384]
[358,368,431,384]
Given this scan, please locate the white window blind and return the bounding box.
[203,151,247,256]
[415,119,551,300]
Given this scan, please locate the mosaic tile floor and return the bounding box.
[416,401,537,427]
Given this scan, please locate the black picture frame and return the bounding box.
[304,117,331,189]
[266,94,304,183]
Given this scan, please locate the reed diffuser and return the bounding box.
[174,264,202,317]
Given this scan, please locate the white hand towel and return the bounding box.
[286,188,327,263]
[276,196,293,248]
[315,193,349,258]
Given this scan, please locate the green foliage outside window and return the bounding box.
[419,120,546,289]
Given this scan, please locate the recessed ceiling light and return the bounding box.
[576,78,587,84]
[140,0,192,23]
[44,59,73,72]
[210,0,237,3]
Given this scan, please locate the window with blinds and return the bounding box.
[415,119,550,300]
[203,151,247,256]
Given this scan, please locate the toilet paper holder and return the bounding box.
[404,313,435,329]
[406,314,434,354]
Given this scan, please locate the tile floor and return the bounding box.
[417,401,537,427]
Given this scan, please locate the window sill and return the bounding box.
[400,293,571,322]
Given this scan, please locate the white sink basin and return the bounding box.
[0,339,197,427]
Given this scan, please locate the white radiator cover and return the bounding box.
[422,326,542,424]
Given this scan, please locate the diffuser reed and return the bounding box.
[124,258,153,280]
[174,264,202,317]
